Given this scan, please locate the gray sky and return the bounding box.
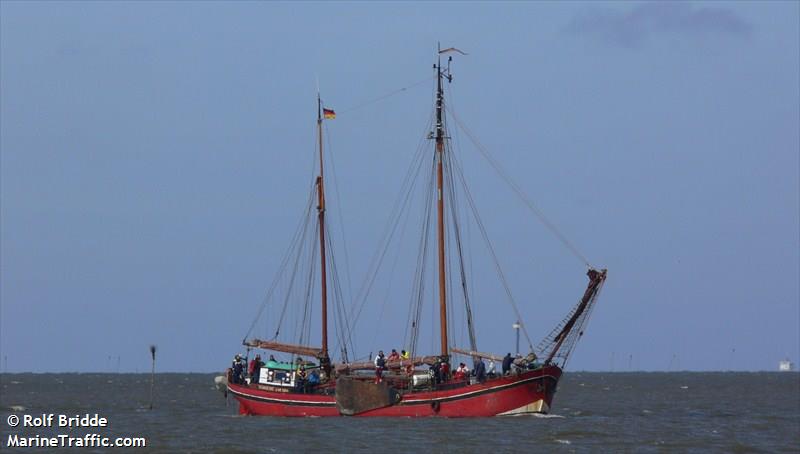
[1,1,797,372]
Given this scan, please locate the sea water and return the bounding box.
[1,372,798,452]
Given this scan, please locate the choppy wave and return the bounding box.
[0,372,797,451]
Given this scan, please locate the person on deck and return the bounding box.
[248,356,256,377]
[430,361,441,384]
[511,355,523,374]
[296,364,307,392]
[232,354,245,384]
[388,349,400,363]
[375,351,387,384]
[439,359,450,383]
[400,349,413,375]
[474,359,486,383]
[502,353,513,375]
[250,354,264,383]
[307,369,320,392]
[454,362,469,381]
[487,359,496,377]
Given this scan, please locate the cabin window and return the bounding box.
[258,368,295,386]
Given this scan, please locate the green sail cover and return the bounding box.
[265,360,316,371]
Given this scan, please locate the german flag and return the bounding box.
[323,108,336,120]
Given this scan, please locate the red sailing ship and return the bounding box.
[226,47,607,417]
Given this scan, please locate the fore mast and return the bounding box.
[317,93,331,377]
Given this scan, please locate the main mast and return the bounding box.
[435,51,448,358]
[316,94,329,361]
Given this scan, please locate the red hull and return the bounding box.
[228,365,562,417]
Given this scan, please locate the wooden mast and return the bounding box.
[435,50,449,358]
[316,94,329,360]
